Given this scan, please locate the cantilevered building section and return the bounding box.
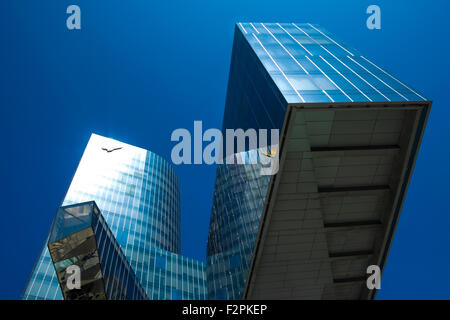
[24,134,207,300]
[48,201,148,300]
[207,23,431,300]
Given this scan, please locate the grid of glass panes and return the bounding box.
[141,247,207,300]
[91,202,149,300]
[23,134,206,300]
[207,151,270,299]
[207,22,428,300]
[237,23,427,104]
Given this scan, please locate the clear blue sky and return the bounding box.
[0,0,449,299]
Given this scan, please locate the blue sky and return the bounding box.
[0,0,449,299]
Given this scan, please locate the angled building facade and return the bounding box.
[48,201,148,300]
[207,150,271,299]
[207,23,430,299]
[23,134,207,300]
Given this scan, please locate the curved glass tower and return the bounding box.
[23,134,206,300]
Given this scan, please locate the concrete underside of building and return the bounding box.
[243,101,431,300]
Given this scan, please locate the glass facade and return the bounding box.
[23,134,206,300]
[207,151,270,299]
[48,201,148,300]
[207,23,428,299]
[236,23,426,104]
[22,23,428,301]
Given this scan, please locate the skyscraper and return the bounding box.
[47,201,148,300]
[207,23,431,299]
[23,134,207,300]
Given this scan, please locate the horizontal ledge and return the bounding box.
[311,145,399,152]
[290,102,427,110]
[329,250,374,258]
[318,185,390,193]
[333,276,366,284]
[324,220,382,228]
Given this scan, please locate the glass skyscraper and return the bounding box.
[22,22,430,301]
[23,134,207,300]
[207,23,430,299]
[207,150,270,299]
[48,201,148,300]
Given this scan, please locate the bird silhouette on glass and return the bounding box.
[101,147,123,153]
